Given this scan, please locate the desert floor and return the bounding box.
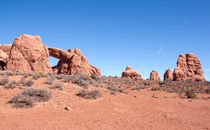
[0,76,210,130]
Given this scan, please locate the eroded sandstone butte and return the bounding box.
[173,53,205,81]
[122,66,142,79]
[6,34,52,73]
[164,68,173,81]
[150,71,161,81]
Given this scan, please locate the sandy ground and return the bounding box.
[0,76,210,130]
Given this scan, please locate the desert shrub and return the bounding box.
[18,78,27,85]
[73,72,91,81]
[205,88,210,94]
[184,87,197,99]
[50,83,64,90]
[151,86,161,91]
[38,72,45,77]
[32,74,41,80]
[19,78,34,87]
[46,77,54,85]
[0,71,6,76]
[91,74,100,81]
[5,71,14,76]
[0,77,9,86]
[76,89,102,99]
[143,81,151,86]
[61,75,72,83]
[9,94,35,108]
[73,79,89,88]
[5,80,17,89]
[24,79,34,87]
[22,88,52,102]
[131,86,145,91]
[14,71,23,76]
[56,74,65,80]
[107,86,127,94]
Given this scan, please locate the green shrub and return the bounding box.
[38,72,45,77]
[151,86,161,91]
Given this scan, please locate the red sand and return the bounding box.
[0,77,210,130]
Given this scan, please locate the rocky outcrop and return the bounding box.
[6,34,52,73]
[49,47,101,76]
[173,53,205,81]
[0,49,9,62]
[0,49,9,70]
[150,71,161,81]
[164,68,173,81]
[122,66,142,79]
[0,44,12,55]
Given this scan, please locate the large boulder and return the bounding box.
[150,71,161,81]
[6,34,52,73]
[49,47,101,76]
[122,66,142,79]
[163,68,173,81]
[173,53,205,81]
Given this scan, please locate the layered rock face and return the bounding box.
[49,47,101,76]
[173,53,205,81]
[164,68,173,81]
[6,34,52,73]
[122,66,142,79]
[150,71,161,81]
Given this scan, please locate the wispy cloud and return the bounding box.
[157,44,164,55]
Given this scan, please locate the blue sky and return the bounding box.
[0,0,210,80]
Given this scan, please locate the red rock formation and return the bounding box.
[122,66,142,79]
[6,34,52,73]
[163,68,173,81]
[0,44,12,55]
[0,49,9,62]
[0,49,8,70]
[173,53,205,81]
[150,71,161,81]
[49,47,101,76]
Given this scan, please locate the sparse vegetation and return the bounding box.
[46,77,54,85]
[9,94,35,108]
[9,88,52,108]
[32,74,41,80]
[50,83,64,90]
[22,88,52,102]
[38,72,45,77]
[107,86,127,94]
[184,87,197,99]
[5,80,17,89]
[19,78,34,87]
[151,86,161,91]
[0,77,9,86]
[76,89,102,99]
[205,88,210,94]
